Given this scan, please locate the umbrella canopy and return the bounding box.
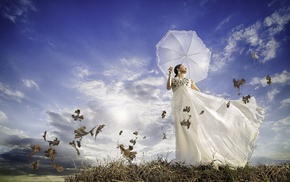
[156,30,211,83]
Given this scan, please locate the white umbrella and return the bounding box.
[156,30,211,83]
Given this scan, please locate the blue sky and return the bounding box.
[0,0,290,177]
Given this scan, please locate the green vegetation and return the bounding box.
[65,158,290,182]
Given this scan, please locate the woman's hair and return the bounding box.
[174,64,182,77]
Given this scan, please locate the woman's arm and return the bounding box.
[191,81,200,92]
[167,67,173,90]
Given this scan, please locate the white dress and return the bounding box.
[171,76,264,168]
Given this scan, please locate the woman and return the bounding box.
[167,64,264,168]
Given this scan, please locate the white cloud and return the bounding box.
[0,124,27,137]
[0,82,25,102]
[260,38,279,62]
[264,8,290,36]
[73,80,107,99]
[210,8,290,72]
[267,88,280,102]
[73,66,94,79]
[22,79,39,90]
[0,111,8,122]
[250,70,290,88]
[103,57,150,81]
[281,98,290,108]
[215,15,233,31]
[271,116,290,132]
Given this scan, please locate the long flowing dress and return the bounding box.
[171,76,264,168]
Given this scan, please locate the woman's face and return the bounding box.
[178,64,187,73]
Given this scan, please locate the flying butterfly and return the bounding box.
[45,147,57,161]
[51,163,64,172]
[162,132,167,139]
[242,95,251,104]
[31,160,40,170]
[48,138,60,146]
[43,131,47,141]
[69,141,80,156]
[233,78,246,95]
[129,138,137,145]
[74,126,96,139]
[30,144,41,156]
[266,75,272,85]
[161,111,166,118]
[95,124,105,139]
[71,109,84,121]
[77,140,81,148]
[119,144,137,161]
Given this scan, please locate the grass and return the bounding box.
[65,158,290,182]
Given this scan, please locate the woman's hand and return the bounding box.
[168,67,173,76]
[167,67,173,90]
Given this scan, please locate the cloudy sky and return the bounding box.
[0,0,290,177]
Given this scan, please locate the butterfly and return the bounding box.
[77,140,81,148]
[119,130,123,135]
[118,144,137,161]
[129,138,137,145]
[183,106,191,113]
[51,163,64,172]
[242,95,251,104]
[95,124,105,139]
[31,160,40,170]
[266,75,272,85]
[71,109,84,121]
[233,78,246,95]
[48,138,60,146]
[133,131,138,136]
[45,147,57,161]
[180,115,192,129]
[162,133,167,139]
[161,111,166,118]
[69,141,80,156]
[30,144,41,156]
[43,131,47,141]
[74,126,96,139]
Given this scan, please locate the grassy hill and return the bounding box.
[65,158,290,182]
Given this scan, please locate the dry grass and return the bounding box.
[65,158,290,182]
